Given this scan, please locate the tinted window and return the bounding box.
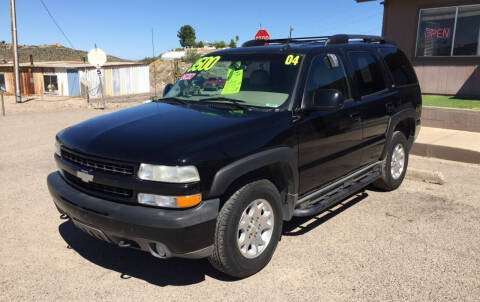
[306,54,351,100]
[380,48,417,86]
[165,53,302,108]
[348,52,386,96]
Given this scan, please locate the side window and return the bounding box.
[306,54,351,100]
[380,48,418,86]
[348,51,386,96]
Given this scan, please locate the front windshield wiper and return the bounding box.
[197,97,251,110]
[154,97,188,105]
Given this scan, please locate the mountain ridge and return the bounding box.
[0,42,129,63]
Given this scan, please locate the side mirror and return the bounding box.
[302,89,344,111]
[163,83,174,97]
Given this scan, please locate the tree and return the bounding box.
[228,39,237,48]
[183,51,202,63]
[177,25,196,48]
[214,41,226,49]
[197,41,204,48]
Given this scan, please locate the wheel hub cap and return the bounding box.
[237,199,274,259]
[391,144,405,180]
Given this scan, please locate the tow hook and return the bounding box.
[60,214,69,220]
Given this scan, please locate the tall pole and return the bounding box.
[10,0,21,103]
[152,28,157,98]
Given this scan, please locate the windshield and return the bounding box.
[164,53,303,108]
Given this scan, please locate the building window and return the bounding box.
[0,74,5,91]
[416,5,480,57]
[454,5,480,56]
[43,75,58,94]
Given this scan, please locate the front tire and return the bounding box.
[208,179,283,278]
[372,131,409,191]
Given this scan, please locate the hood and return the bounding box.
[57,102,287,165]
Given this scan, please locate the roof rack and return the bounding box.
[242,34,396,47]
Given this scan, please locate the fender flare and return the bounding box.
[208,147,298,221]
[381,108,418,160]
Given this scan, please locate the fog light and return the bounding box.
[155,243,167,258]
[137,193,201,208]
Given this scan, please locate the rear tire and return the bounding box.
[208,179,283,278]
[372,131,409,191]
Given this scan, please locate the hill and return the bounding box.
[0,42,129,63]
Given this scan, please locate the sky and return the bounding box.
[0,0,384,61]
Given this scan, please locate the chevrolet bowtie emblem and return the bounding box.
[77,170,94,183]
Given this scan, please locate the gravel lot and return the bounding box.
[1,107,480,301]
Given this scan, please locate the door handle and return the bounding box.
[349,113,361,122]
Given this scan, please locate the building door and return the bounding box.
[20,68,35,95]
[67,69,80,96]
[112,68,120,96]
[0,74,5,91]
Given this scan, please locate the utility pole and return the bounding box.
[82,56,89,103]
[152,28,157,98]
[10,0,21,103]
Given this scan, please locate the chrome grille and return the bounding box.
[61,149,134,176]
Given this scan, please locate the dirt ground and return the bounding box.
[0,94,148,115]
[1,105,480,301]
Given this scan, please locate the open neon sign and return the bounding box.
[424,28,451,40]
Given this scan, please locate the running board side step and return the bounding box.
[293,161,382,217]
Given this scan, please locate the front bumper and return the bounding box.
[47,172,219,259]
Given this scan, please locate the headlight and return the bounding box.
[137,164,200,183]
[54,140,61,157]
[138,193,202,208]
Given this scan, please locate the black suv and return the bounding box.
[47,35,421,278]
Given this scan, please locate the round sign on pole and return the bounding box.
[88,47,107,68]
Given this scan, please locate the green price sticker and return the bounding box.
[221,68,244,95]
[188,56,221,72]
[285,54,301,66]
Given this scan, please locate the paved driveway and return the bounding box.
[1,109,479,301]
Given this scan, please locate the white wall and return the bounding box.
[55,68,69,96]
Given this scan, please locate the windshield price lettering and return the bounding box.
[188,56,221,72]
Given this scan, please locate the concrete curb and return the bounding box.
[406,168,445,185]
[422,106,480,133]
[411,143,480,165]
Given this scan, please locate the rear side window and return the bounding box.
[348,51,386,96]
[306,54,351,100]
[380,48,417,86]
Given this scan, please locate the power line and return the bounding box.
[39,0,75,49]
